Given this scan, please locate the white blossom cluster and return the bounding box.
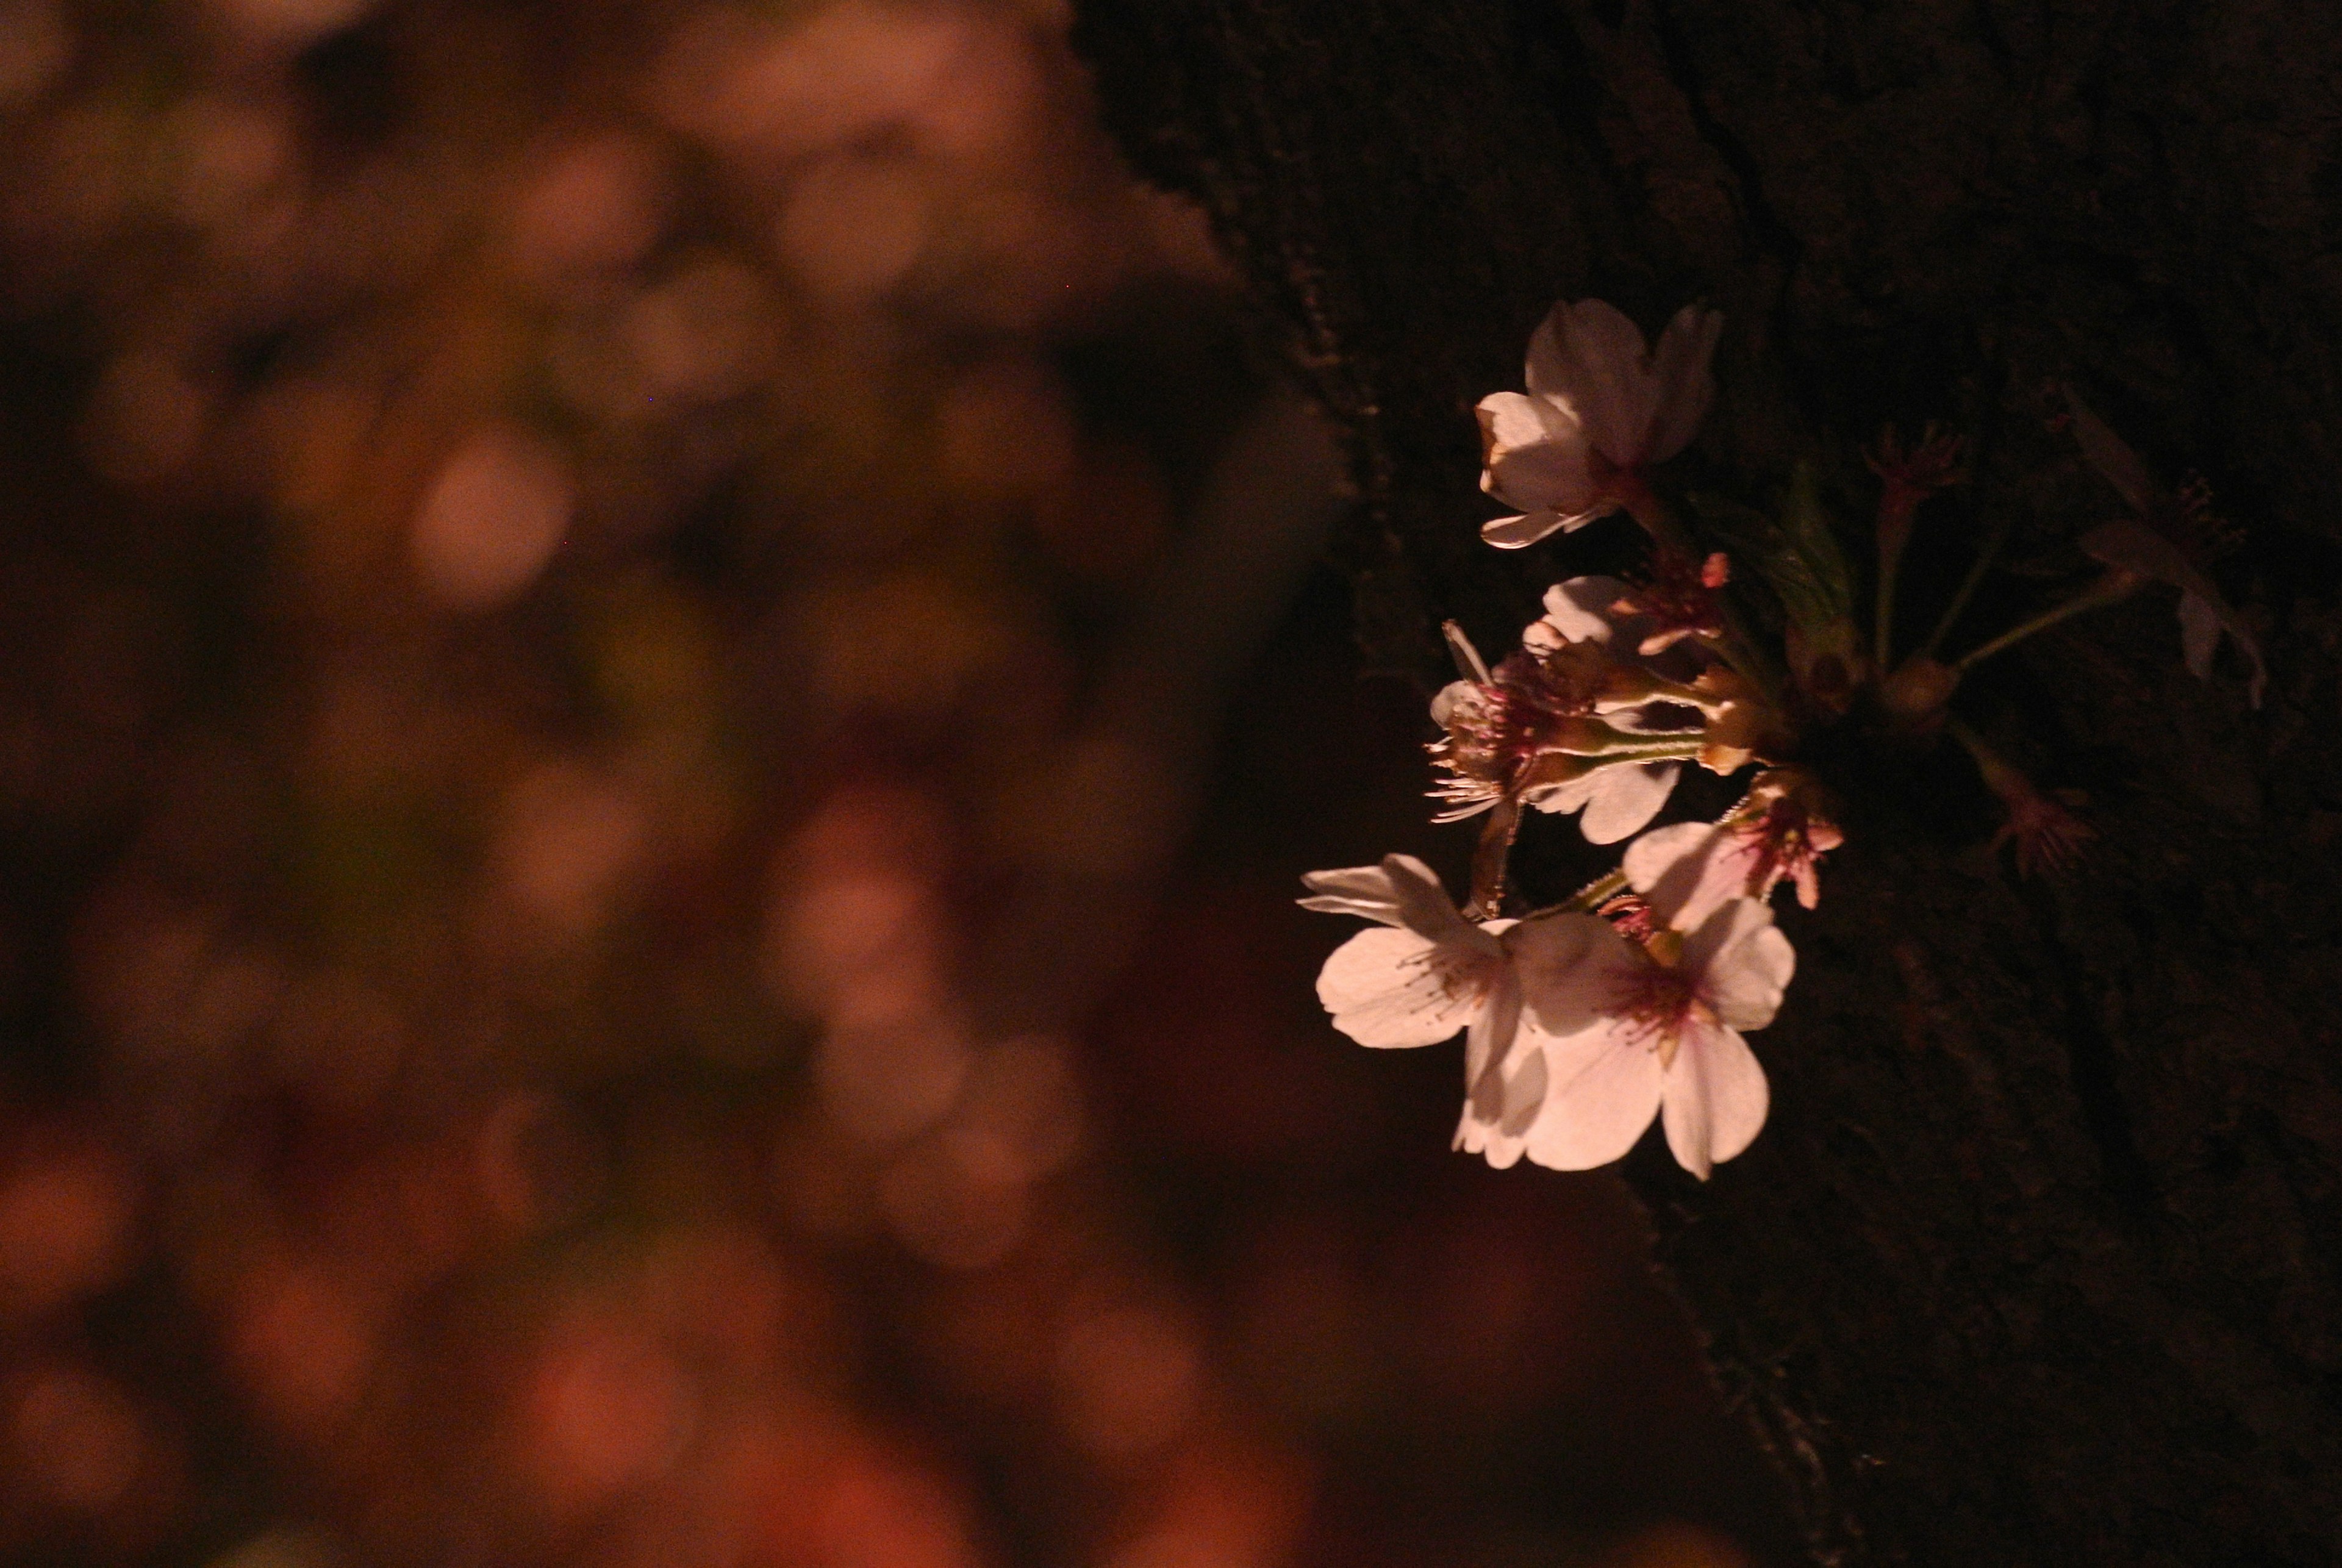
[1303,300,1838,1180]
[1302,300,2266,1181]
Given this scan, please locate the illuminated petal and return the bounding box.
[1297,863,1409,925]
[1523,1025,1663,1170]
[1476,392,1602,517]
[1577,762,1679,845]
[1508,913,1635,1038]
[1549,299,1659,467]
[1537,576,1628,646]
[1660,1019,1768,1180]
[1684,900,1794,1031]
[1315,926,1490,1048]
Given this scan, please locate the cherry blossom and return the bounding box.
[2061,385,2266,707]
[1299,854,1570,1168]
[1425,581,1716,843]
[1475,299,1724,549]
[1512,900,1793,1180]
[1620,771,1844,932]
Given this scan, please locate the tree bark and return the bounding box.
[1073,1,2342,1561]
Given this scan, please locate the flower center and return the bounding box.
[1435,648,1606,792]
[1608,961,1706,1065]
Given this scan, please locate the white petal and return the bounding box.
[1538,576,1627,645]
[1316,926,1491,1048]
[1683,900,1795,1031]
[1622,820,1713,894]
[1624,820,1748,932]
[1463,962,1523,1101]
[1430,680,1480,731]
[1379,853,1482,945]
[1477,392,1601,515]
[2060,385,2160,515]
[1297,863,1407,925]
[1481,510,1566,549]
[1457,1012,1547,1170]
[1660,1019,1769,1180]
[1578,762,1680,845]
[1506,914,1635,1037]
[1644,305,1724,461]
[2178,592,2221,681]
[1523,1025,1663,1170]
[1558,299,1661,468]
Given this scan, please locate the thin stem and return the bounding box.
[1875,512,1910,673]
[1915,510,2014,664]
[1520,867,1631,922]
[1466,797,1522,920]
[1949,570,2137,673]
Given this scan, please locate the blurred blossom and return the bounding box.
[493,760,650,940]
[1109,1440,1312,1568]
[0,1129,136,1318]
[0,0,69,110]
[210,1529,344,1568]
[224,1259,382,1434]
[812,1447,979,1568]
[936,357,1079,508]
[624,256,778,403]
[1055,1300,1201,1456]
[778,153,933,303]
[660,2,970,158]
[10,1362,146,1511]
[410,424,575,609]
[521,1309,695,1512]
[207,0,378,51]
[817,1019,972,1145]
[878,1137,1026,1269]
[0,0,1758,1558]
[269,970,407,1107]
[475,1094,603,1234]
[168,96,295,229]
[83,351,212,489]
[941,1035,1085,1185]
[507,132,671,285]
[1603,1522,1753,1568]
[771,863,944,1022]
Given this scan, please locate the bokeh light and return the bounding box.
[0,0,1791,1564]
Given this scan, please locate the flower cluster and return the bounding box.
[1301,297,2262,1181]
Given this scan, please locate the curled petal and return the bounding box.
[1482,509,1583,548]
[1316,926,1491,1048]
[1644,305,1725,462]
[1524,1025,1664,1171]
[2060,384,2160,515]
[1377,853,1481,945]
[2082,521,2266,707]
[1537,576,1630,646]
[1298,863,1410,925]
[1659,1019,1769,1180]
[1477,392,1605,518]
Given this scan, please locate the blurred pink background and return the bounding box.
[0,2,1780,1563]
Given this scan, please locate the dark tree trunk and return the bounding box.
[1073,1,2342,1561]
